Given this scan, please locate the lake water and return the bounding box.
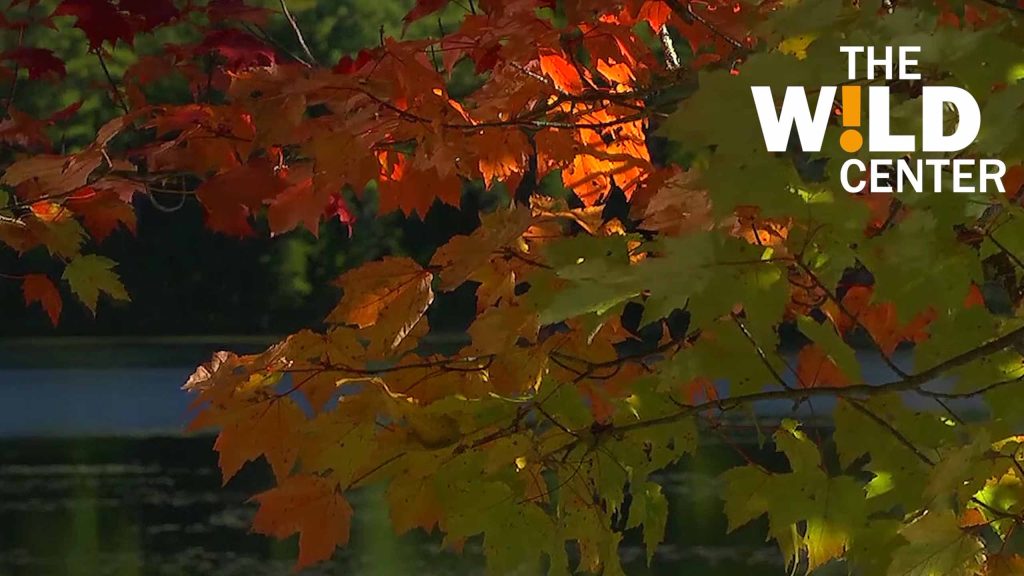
[0,436,796,576]
[0,339,952,575]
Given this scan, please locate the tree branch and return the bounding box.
[547,324,1024,455]
[795,259,910,379]
[731,312,794,391]
[658,25,681,71]
[977,0,1024,13]
[278,0,318,66]
[846,398,935,466]
[94,50,129,114]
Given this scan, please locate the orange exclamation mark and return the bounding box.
[839,85,863,153]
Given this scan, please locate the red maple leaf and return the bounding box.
[638,1,673,31]
[47,101,83,124]
[119,0,180,31]
[333,49,379,75]
[22,274,62,326]
[199,29,277,70]
[196,159,288,236]
[1,48,66,79]
[67,187,137,242]
[206,0,273,25]
[403,0,450,26]
[323,192,355,236]
[54,0,134,49]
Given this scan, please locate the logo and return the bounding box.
[750,46,1006,194]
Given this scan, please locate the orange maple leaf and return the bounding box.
[796,344,850,388]
[539,49,584,94]
[825,285,935,355]
[252,474,353,570]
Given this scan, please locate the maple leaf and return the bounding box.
[213,397,305,482]
[327,258,434,351]
[323,192,355,234]
[22,274,62,326]
[985,553,1024,576]
[638,0,673,31]
[473,129,530,190]
[15,0,1024,573]
[825,286,935,355]
[888,511,984,576]
[430,207,532,291]
[67,188,137,242]
[198,29,276,70]
[333,49,379,74]
[54,0,134,49]
[206,0,273,25]
[24,207,86,259]
[47,101,83,124]
[251,474,353,570]
[266,177,323,236]
[62,254,130,314]
[0,109,51,150]
[683,376,719,405]
[403,0,450,25]
[1,48,66,79]
[634,170,712,235]
[539,49,584,94]
[796,344,850,388]
[388,460,445,534]
[118,0,179,30]
[376,153,462,217]
[2,152,103,202]
[196,159,288,228]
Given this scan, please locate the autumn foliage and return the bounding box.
[6,0,1024,573]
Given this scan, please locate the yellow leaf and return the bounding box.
[778,34,816,60]
[62,254,129,314]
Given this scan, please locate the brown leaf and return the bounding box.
[636,170,712,235]
[984,553,1024,576]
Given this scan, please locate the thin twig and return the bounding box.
[846,398,934,466]
[278,0,318,66]
[978,0,1024,13]
[731,312,794,391]
[0,214,27,228]
[4,27,25,115]
[94,50,129,114]
[244,23,312,68]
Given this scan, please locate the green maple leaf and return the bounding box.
[887,511,984,576]
[625,481,669,564]
[62,254,130,314]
